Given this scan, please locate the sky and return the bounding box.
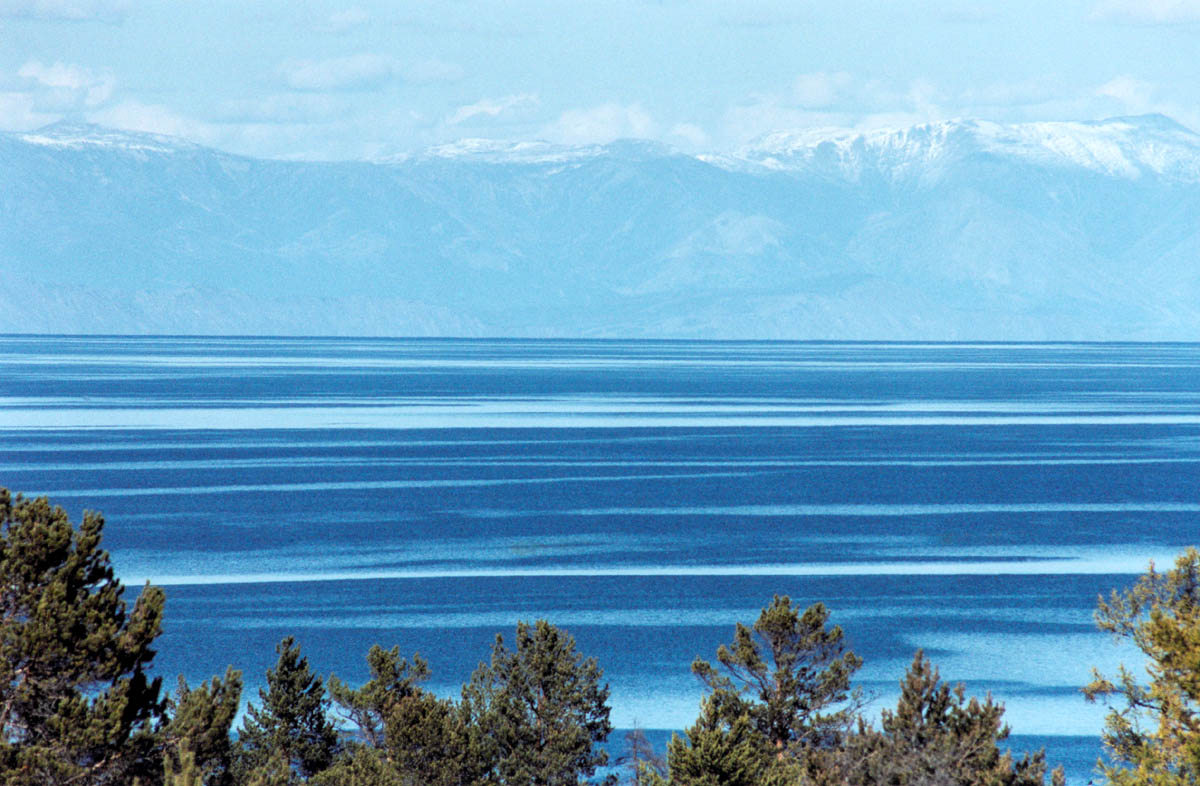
[0,0,1198,160]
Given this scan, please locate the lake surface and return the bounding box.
[6,336,1200,783]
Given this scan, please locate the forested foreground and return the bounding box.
[2,489,1198,785]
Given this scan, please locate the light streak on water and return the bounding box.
[132,552,1181,587]
[6,404,1200,430]
[471,501,1200,517]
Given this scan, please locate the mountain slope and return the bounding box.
[3,116,1199,339]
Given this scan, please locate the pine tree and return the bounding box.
[662,697,766,786]
[328,645,464,786]
[1083,548,1200,785]
[237,637,338,783]
[242,750,292,786]
[328,646,429,752]
[462,620,614,786]
[0,488,166,785]
[380,688,464,785]
[163,667,243,786]
[690,596,863,761]
[848,651,1062,786]
[309,745,404,786]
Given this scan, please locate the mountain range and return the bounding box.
[3,114,1199,339]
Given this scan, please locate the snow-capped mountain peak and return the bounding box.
[973,115,1200,180]
[17,121,199,154]
[732,115,1200,183]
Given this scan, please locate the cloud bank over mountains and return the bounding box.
[3,114,1199,339]
[2,1,1198,161]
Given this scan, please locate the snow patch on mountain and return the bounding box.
[734,115,1200,183]
[17,121,200,154]
[391,137,678,166]
[379,138,602,165]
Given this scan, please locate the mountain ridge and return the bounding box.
[3,114,1199,339]
[19,113,1199,172]
[735,115,1200,183]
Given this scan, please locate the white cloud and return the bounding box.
[720,98,842,145]
[446,93,538,125]
[792,71,852,108]
[1092,0,1200,22]
[959,77,1065,109]
[277,54,459,92]
[669,122,709,149]
[0,0,126,21]
[1091,75,1200,131]
[719,75,948,145]
[1095,75,1157,108]
[216,94,342,125]
[18,60,114,108]
[543,103,657,145]
[279,54,399,92]
[906,78,942,116]
[88,99,212,141]
[852,110,945,132]
[0,91,55,130]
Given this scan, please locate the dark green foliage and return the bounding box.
[663,697,766,786]
[165,748,205,786]
[462,619,614,786]
[309,746,404,786]
[691,596,863,760]
[845,651,1062,786]
[164,667,243,786]
[241,751,291,786]
[1083,548,1200,785]
[328,645,465,786]
[0,488,166,785]
[329,647,429,751]
[380,689,464,785]
[237,637,338,783]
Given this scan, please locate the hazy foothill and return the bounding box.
[3,115,1200,339]
[5,487,1200,785]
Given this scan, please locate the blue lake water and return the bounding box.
[5,336,1200,782]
